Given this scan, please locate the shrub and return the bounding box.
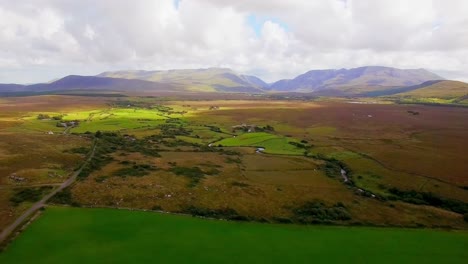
[204,168,221,175]
[113,164,156,177]
[152,205,163,211]
[66,146,90,154]
[10,186,53,206]
[388,188,468,214]
[183,206,248,221]
[293,201,351,223]
[49,187,78,206]
[37,114,50,120]
[231,181,250,187]
[225,157,242,164]
[170,166,206,186]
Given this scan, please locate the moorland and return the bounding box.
[0,66,467,262]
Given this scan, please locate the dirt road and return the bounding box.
[0,140,97,243]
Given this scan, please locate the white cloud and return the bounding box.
[0,0,467,83]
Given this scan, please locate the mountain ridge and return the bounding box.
[0,66,460,98]
[0,75,176,94]
[269,66,443,94]
[98,67,267,93]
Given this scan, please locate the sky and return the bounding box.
[0,0,467,84]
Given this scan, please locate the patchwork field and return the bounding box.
[0,95,467,257]
[1,207,467,264]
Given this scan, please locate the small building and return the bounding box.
[9,173,25,182]
[232,124,258,133]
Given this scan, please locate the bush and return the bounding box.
[37,114,50,120]
[225,157,242,164]
[66,146,90,154]
[113,164,156,177]
[49,187,78,206]
[231,181,250,187]
[152,205,163,211]
[183,206,248,221]
[170,166,205,186]
[288,141,307,149]
[293,201,351,223]
[388,188,468,214]
[272,217,293,224]
[204,168,221,175]
[10,187,53,206]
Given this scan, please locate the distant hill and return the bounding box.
[98,68,267,93]
[0,83,29,92]
[393,80,468,98]
[0,75,176,95]
[388,80,468,105]
[1,66,457,98]
[269,66,443,95]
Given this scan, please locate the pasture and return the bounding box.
[215,132,305,155]
[1,207,467,264]
[0,95,467,233]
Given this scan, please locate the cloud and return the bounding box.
[0,0,467,83]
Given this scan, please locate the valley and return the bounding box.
[0,66,467,264]
[2,0,468,262]
[0,88,466,263]
[0,95,466,234]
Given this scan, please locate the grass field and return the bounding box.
[215,132,305,155]
[1,96,467,233]
[1,207,467,263]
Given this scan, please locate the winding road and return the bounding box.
[0,140,97,243]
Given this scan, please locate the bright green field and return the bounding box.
[1,207,467,264]
[69,108,170,133]
[216,132,304,155]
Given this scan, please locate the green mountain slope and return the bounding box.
[395,80,468,98]
[391,80,468,105]
[98,68,267,93]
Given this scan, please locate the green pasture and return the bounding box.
[8,120,64,133]
[1,207,466,264]
[70,118,166,133]
[215,132,304,155]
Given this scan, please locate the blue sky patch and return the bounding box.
[247,14,290,36]
[173,0,181,9]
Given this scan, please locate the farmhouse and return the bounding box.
[232,124,275,133]
[256,147,265,153]
[56,120,80,128]
[9,173,25,182]
[232,124,257,132]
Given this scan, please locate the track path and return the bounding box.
[0,140,97,243]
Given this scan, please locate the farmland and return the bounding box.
[1,206,467,263]
[215,132,306,155]
[0,95,467,260]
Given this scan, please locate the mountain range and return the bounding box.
[1,66,466,100]
[269,66,442,95]
[98,68,267,93]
